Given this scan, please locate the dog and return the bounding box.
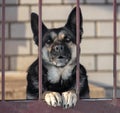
[26,7,89,109]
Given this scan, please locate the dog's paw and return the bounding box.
[62,90,77,109]
[44,92,62,107]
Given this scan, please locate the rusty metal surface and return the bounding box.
[76,0,80,98]
[1,0,6,101]
[38,0,43,100]
[0,99,120,113]
[113,0,117,99]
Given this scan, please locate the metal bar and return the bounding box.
[1,0,6,101]
[76,0,80,98]
[0,99,120,113]
[113,0,117,99]
[38,0,42,100]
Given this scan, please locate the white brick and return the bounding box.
[0,40,30,55]
[31,5,72,21]
[118,55,120,70]
[81,39,113,54]
[0,0,19,4]
[83,22,95,37]
[97,55,113,70]
[43,0,62,4]
[32,41,38,55]
[108,0,120,3]
[97,22,113,37]
[0,57,9,70]
[80,55,95,71]
[53,22,65,28]
[118,73,120,87]
[10,56,37,71]
[20,0,62,4]
[117,6,120,20]
[119,39,120,53]
[0,7,2,21]
[20,0,38,4]
[117,23,120,36]
[98,55,120,70]
[11,23,33,38]
[63,0,84,4]
[86,0,105,3]
[0,24,9,38]
[81,5,113,20]
[107,0,113,3]
[97,22,120,37]
[4,6,29,21]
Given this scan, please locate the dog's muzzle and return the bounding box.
[50,44,71,67]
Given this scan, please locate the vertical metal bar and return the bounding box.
[1,0,6,101]
[113,0,117,99]
[76,0,80,98]
[38,0,42,100]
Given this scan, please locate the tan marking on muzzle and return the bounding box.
[58,31,65,40]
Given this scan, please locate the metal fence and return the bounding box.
[0,0,120,113]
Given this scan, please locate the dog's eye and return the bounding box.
[65,37,71,43]
[46,39,53,44]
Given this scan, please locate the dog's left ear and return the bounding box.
[65,7,83,38]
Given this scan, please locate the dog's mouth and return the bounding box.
[51,55,70,67]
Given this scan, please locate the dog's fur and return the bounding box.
[26,7,89,109]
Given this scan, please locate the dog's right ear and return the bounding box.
[31,13,47,45]
[65,7,83,41]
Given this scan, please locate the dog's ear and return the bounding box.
[65,7,83,38]
[31,13,47,45]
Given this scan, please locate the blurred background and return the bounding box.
[0,0,120,100]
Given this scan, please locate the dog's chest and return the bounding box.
[47,66,74,84]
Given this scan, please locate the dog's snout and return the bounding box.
[54,45,64,52]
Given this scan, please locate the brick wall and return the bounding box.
[0,0,120,86]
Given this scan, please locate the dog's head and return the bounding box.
[31,7,83,67]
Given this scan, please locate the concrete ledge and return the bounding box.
[0,71,105,100]
[0,71,27,100]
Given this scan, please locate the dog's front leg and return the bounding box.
[43,91,62,107]
[62,90,77,109]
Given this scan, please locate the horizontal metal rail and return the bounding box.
[0,99,120,113]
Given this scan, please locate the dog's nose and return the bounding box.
[54,45,64,53]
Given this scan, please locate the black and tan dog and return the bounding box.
[26,7,89,109]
